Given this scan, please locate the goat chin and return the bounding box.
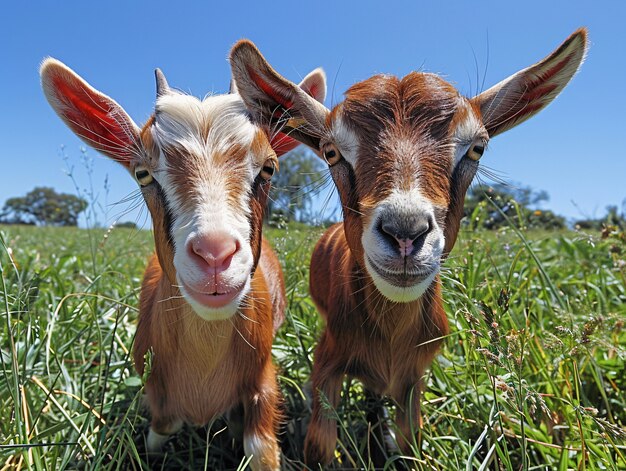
[364,256,438,303]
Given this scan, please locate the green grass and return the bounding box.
[1,219,625,470]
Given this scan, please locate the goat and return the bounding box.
[230,29,588,466]
[40,54,326,470]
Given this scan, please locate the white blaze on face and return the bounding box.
[329,104,488,303]
[362,187,445,303]
[150,92,264,320]
[327,112,448,303]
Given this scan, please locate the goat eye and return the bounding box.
[465,143,485,161]
[260,159,276,180]
[322,143,342,166]
[134,166,154,186]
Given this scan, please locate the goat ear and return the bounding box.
[229,78,238,94]
[298,67,327,104]
[473,28,588,138]
[269,68,327,156]
[230,40,328,155]
[40,58,140,168]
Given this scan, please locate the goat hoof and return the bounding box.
[146,428,172,453]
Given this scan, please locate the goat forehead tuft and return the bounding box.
[340,72,460,146]
[401,73,459,124]
[149,93,268,218]
[153,93,258,153]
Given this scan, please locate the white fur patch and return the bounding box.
[361,188,444,303]
[244,433,279,471]
[147,429,169,452]
[364,256,437,302]
[452,101,486,168]
[168,169,254,321]
[150,92,262,320]
[147,420,183,452]
[332,114,359,167]
[154,93,257,160]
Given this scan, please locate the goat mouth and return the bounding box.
[181,282,244,309]
[366,256,437,288]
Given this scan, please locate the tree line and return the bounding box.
[1,150,624,231]
[0,187,87,226]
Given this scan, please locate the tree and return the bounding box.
[268,149,326,223]
[0,187,88,226]
[575,201,626,230]
[116,221,138,229]
[464,183,566,230]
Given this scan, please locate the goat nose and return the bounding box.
[188,232,239,271]
[380,219,431,257]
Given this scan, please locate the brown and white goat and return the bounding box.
[40,55,325,470]
[231,30,588,465]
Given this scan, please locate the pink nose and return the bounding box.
[379,219,432,258]
[396,238,415,258]
[188,232,239,272]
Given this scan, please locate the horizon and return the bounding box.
[2,2,625,227]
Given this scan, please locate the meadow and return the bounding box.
[1,213,625,470]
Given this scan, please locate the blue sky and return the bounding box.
[2,1,624,226]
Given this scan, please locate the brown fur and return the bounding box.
[305,208,449,464]
[135,122,285,469]
[303,36,587,466]
[303,74,479,465]
[227,31,588,467]
[134,245,283,448]
[40,58,287,470]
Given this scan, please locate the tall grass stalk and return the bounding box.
[0,193,624,469]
